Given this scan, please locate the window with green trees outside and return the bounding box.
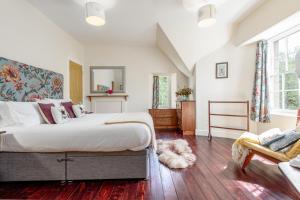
[158,75,170,108]
[270,30,300,111]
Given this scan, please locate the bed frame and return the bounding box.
[0,149,150,182]
[0,57,150,182]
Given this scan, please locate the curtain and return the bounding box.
[250,40,271,123]
[152,76,160,108]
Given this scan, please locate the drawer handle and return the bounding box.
[57,159,65,163]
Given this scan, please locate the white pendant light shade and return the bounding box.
[85,1,106,26]
[198,4,216,27]
[295,51,300,78]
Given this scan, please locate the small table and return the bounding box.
[279,162,300,193]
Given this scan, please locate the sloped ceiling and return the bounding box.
[156,0,266,72]
[157,24,192,78]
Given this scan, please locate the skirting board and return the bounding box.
[196,129,243,139]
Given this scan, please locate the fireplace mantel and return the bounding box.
[87,94,129,102]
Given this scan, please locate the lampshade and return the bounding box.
[296,51,300,78]
[198,4,216,27]
[85,1,106,26]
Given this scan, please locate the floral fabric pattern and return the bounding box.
[152,76,159,108]
[250,41,271,123]
[0,57,63,102]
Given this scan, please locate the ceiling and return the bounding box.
[27,0,266,46]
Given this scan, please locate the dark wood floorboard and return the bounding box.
[0,130,299,200]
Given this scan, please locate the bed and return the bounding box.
[0,57,154,182]
[0,113,154,182]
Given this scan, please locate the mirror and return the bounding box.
[90,66,126,93]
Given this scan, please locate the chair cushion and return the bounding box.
[269,130,300,151]
[258,128,284,146]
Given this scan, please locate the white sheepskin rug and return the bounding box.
[156,139,196,169]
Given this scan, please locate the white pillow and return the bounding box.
[72,104,86,118]
[6,102,44,126]
[0,102,19,127]
[51,106,68,124]
[45,98,71,108]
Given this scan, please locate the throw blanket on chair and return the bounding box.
[105,112,157,151]
[232,132,260,166]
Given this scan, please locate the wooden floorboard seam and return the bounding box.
[186,137,237,199]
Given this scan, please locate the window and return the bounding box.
[152,74,174,108]
[158,75,171,108]
[269,30,300,111]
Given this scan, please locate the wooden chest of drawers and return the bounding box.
[148,109,178,129]
[176,101,196,135]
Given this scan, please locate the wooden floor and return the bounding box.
[0,130,299,200]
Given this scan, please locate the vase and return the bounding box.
[178,95,189,101]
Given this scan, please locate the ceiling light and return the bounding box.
[85,1,105,26]
[198,4,216,27]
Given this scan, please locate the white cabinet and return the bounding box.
[87,94,128,113]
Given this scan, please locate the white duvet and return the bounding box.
[0,113,153,152]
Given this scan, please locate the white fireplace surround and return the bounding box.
[87,94,128,113]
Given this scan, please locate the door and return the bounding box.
[69,61,83,104]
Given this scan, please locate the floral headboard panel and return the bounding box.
[0,57,63,102]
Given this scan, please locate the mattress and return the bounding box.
[0,113,152,152]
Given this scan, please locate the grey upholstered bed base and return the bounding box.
[0,149,150,182]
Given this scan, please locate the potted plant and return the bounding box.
[176,87,192,101]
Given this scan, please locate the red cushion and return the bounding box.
[38,103,55,124]
[61,102,76,118]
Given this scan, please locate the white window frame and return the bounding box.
[152,73,172,108]
[268,26,300,115]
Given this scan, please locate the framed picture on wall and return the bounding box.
[216,62,228,79]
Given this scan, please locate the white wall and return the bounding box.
[257,114,297,134]
[84,45,189,112]
[196,42,257,138]
[0,0,84,98]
